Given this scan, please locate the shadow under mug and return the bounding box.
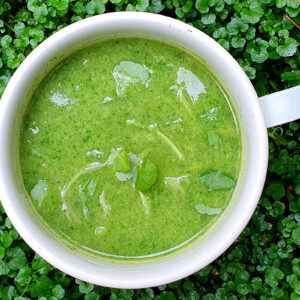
[0,12,299,289]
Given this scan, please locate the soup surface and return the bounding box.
[20,38,241,258]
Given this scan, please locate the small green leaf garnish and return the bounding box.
[195,203,222,215]
[113,150,130,172]
[134,159,158,192]
[88,179,96,196]
[200,171,235,190]
[31,180,48,207]
[116,153,140,182]
[207,130,220,148]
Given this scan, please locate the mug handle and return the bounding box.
[258,85,300,128]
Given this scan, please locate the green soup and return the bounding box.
[20,38,241,258]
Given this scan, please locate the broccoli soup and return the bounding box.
[20,38,241,258]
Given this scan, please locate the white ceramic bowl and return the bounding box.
[0,12,269,288]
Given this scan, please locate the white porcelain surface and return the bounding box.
[0,12,268,288]
[259,85,300,128]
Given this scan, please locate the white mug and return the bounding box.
[0,12,299,289]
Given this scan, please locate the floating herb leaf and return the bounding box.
[113,150,130,173]
[200,171,235,190]
[116,153,140,182]
[134,159,158,192]
[31,180,47,206]
[207,130,220,148]
[195,203,222,215]
[88,179,96,196]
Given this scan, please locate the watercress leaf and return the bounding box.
[231,36,246,48]
[238,59,256,79]
[75,279,94,294]
[269,36,279,48]
[134,158,158,191]
[85,292,100,300]
[86,0,105,14]
[224,0,238,3]
[195,0,209,13]
[32,255,53,275]
[250,47,269,63]
[287,0,299,8]
[200,171,235,190]
[265,267,284,288]
[241,5,264,24]
[227,18,248,35]
[281,71,300,82]
[182,0,193,13]
[276,0,286,8]
[49,0,69,11]
[201,14,216,25]
[126,5,135,11]
[276,38,298,57]
[291,227,300,245]
[175,7,185,18]
[6,247,26,270]
[52,284,65,299]
[148,0,165,13]
[72,2,86,15]
[1,231,13,248]
[14,22,25,37]
[113,150,131,173]
[136,0,149,11]
[1,35,12,49]
[0,246,4,259]
[218,38,230,51]
[213,27,227,39]
[15,267,32,286]
[295,184,300,195]
[0,261,10,275]
[29,276,53,298]
[278,29,289,39]
[1,286,16,300]
[266,183,285,200]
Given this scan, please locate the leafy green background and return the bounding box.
[0,0,299,299]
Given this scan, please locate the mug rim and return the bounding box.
[0,12,268,288]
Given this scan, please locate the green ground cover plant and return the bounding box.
[0,0,299,298]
